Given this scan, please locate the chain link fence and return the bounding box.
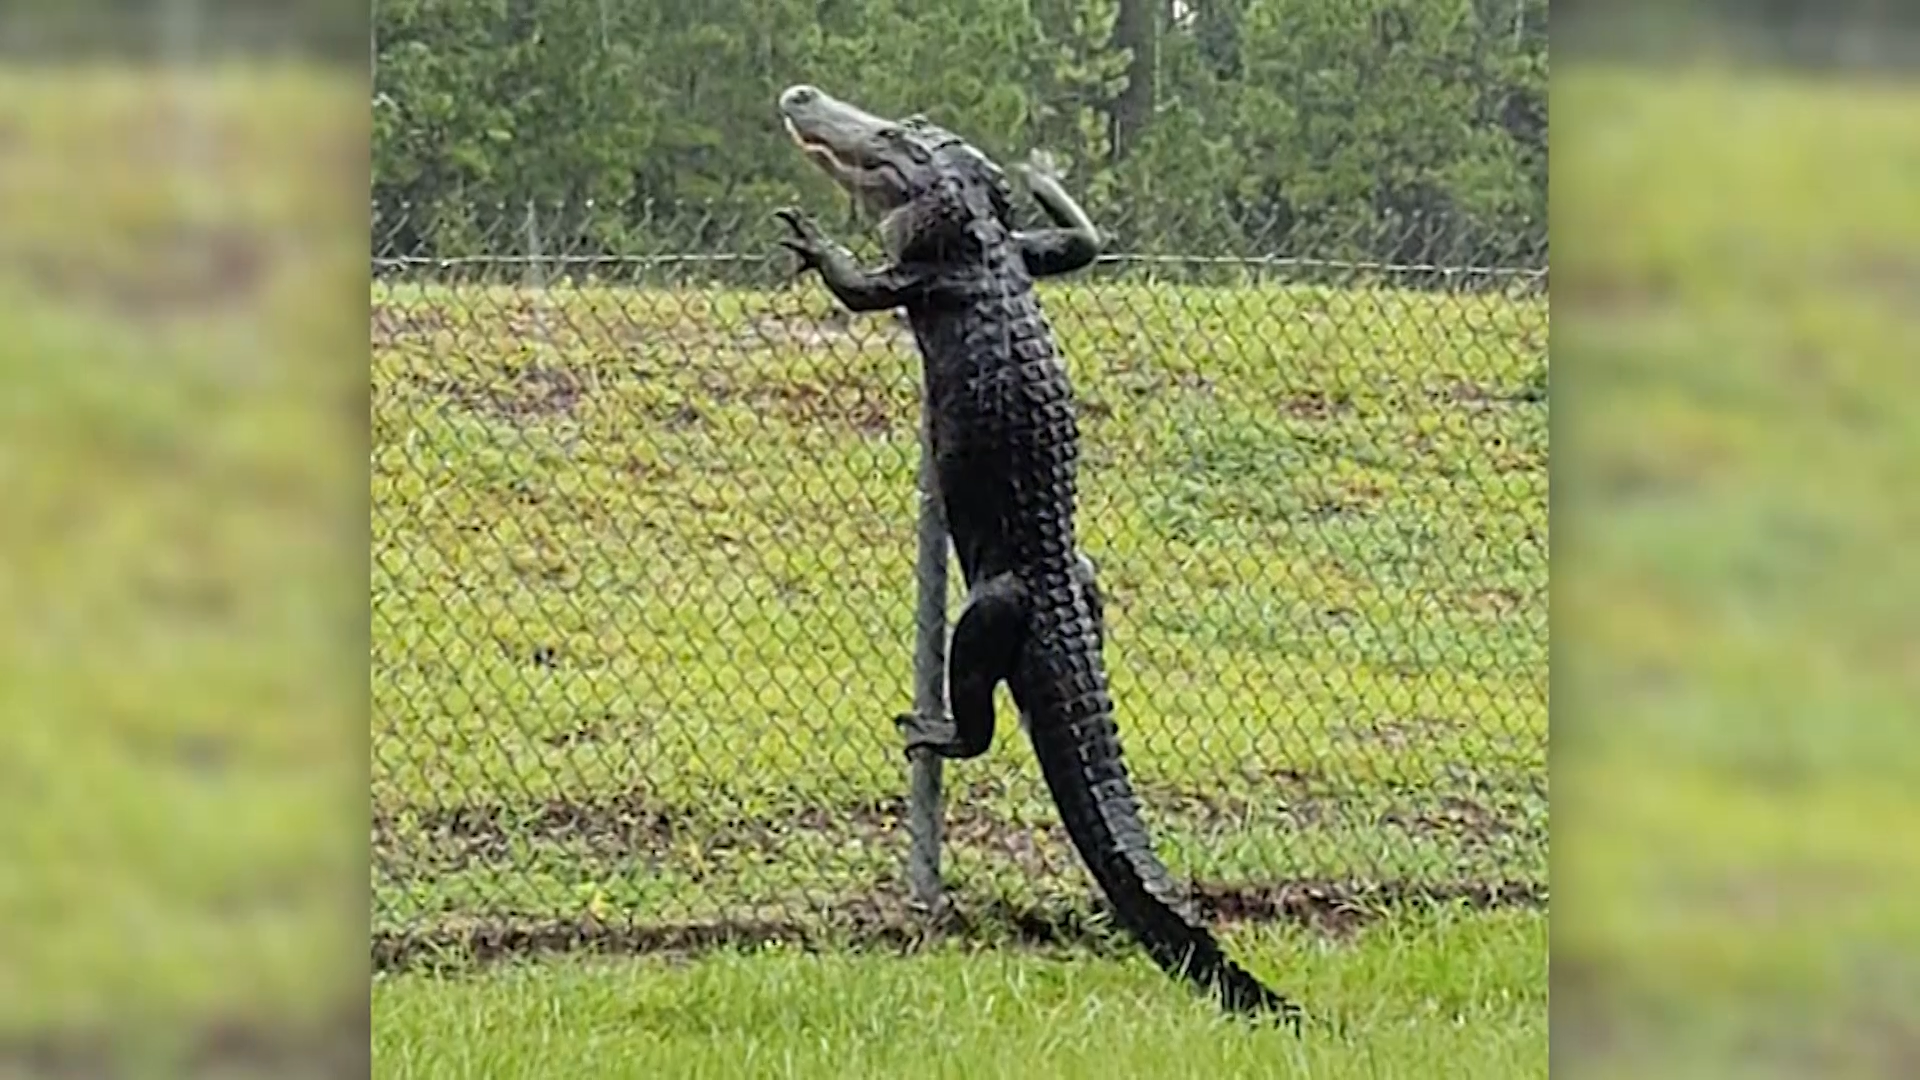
[370,200,1549,970]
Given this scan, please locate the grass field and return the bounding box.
[369,269,1549,922]
[0,64,364,1058]
[370,223,1549,1069]
[1552,66,1920,1073]
[373,908,1547,1079]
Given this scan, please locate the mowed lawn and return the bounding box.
[370,272,1549,935]
[373,906,1547,1080]
[1551,66,1920,1072]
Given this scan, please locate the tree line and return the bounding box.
[373,0,1548,270]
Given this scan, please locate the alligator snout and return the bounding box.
[777,83,910,207]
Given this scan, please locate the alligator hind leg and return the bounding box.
[895,573,1029,759]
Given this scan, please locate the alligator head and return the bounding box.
[778,83,1014,259]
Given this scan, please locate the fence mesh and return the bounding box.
[369,200,1549,970]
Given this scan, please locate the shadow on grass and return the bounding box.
[372,877,1547,974]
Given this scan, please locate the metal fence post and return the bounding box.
[523,200,543,290]
[906,411,949,913]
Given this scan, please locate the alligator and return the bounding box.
[772,83,1305,1029]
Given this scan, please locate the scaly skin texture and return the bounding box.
[773,85,1304,1029]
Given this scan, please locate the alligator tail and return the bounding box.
[1023,643,1305,1026]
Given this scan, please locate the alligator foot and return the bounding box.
[893,709,967,760]
[771,207,827,272]
[1015,147,1064,187]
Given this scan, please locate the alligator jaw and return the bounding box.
[783,116,849,171]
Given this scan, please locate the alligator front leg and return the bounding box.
[1013,151,1105,278]
[774,207,932,312]
[895,572,1029,760]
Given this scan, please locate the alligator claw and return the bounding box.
[771,207,825,271]
[893,710,960,760]
[772,205,814,235]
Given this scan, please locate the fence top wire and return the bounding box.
[368,250,1549,281]
[368,197,1549,287]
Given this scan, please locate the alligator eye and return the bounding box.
[877,126,901,142]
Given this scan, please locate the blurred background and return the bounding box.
[0,0,1913,1074]
[1555,1,1920,1077]
[0,0,367,1074]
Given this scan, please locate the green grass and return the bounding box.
[1552,64,1920,1072]
[373,905,1546,1079]
[370,271,1548,936]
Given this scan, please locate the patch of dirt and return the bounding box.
[1276,389,1353,421]
[1076,396,1116,421]
[1329,712,1465,750]
[378,793,680,870]
[1550,953,1920,1076]
[1381,794,1519,846]
[637,398,705,429]
[1435,379,1498,406]
[938,803,1078,877]
[1173,370,1216,395]
[13,224,271,321]
[1464,585,1527,615]
[1427,377,1545,410]
[1148,765,1336,830]
[375,781,1043,875]
[372,302,449,346]
[747,379,901,436]
[738,312,912,352]
[424,364,585,420]
[374,763,1536,879]
[1193,878,1546,939]
[540,711,648,749]
[369,878,1547,973]
[1557,268,1672,317]
[1836,254,1920,316]
[0,999,368,1077]
[599,312,706,353]
[1303,490,1371,521]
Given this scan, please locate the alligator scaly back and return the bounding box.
[773,83,1304,1028]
